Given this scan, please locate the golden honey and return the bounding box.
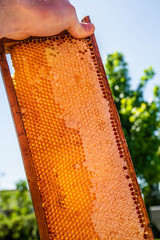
[9,35,152,239]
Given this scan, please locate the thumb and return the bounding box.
[67,15,95,38]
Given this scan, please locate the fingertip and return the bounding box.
[67,22,95,38]
[77,22,95,38]
[81,22,95,34]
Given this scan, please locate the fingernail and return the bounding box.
[83,23,95,32]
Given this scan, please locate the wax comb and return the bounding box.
[0,17,154,240]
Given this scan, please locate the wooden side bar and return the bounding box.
[0,41,50,240]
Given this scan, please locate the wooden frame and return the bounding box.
[0,16,154,239]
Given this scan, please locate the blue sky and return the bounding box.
[0,0,160,189]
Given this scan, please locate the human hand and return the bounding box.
[0,0,95,40]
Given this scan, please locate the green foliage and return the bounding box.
[0,180,40,240]
[105,52,160,209]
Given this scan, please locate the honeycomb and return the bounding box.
[9,35,152,240]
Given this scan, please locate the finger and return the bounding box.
[4,33,30,40]
[67,8,95,38]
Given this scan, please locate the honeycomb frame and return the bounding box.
[0,17,154,240]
